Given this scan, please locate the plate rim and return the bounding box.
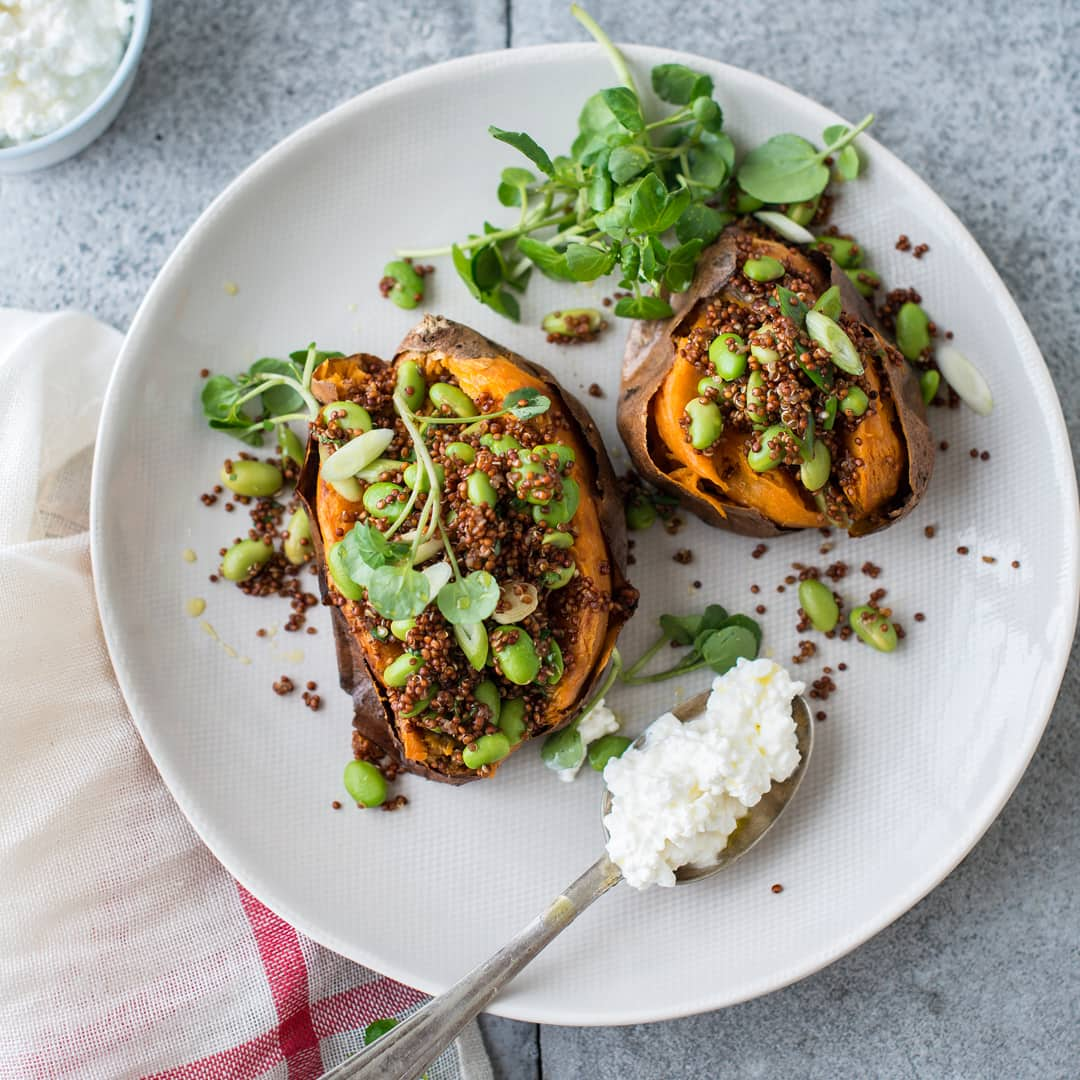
[89,40,1080,1025]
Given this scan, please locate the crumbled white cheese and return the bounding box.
[555,700,619,782]
[0,0,134,146]
[603,658,803,888]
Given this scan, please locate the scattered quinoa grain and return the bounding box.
[957,546,969,556]
[331,800,342,810]
[924,525,936,538]
[771,883,784,894]
[751,544,768,559]
[914,612,926,622]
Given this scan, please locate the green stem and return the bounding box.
[438,520,461,579]
[815,113,874,162]
[622,633,667,678]
[644,108,692,132]
[300,343,319,395]
[622,657,708,686]
[393,392,443,543]
[573,649,623,729]
[571,5,638,97]
[396,208,576,260]
[231,375,318,420]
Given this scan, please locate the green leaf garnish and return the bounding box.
[436,571,500,625]
[503,387,551,419]
[366,565,430,621]
[651,63,713,105]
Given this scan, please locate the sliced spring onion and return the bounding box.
[935,344,993,416]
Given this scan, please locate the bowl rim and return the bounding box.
[0,0,152,160]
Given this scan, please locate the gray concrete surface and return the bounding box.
[4,1,1077,1076]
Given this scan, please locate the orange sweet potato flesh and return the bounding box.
[618,228,934,537]
[298,317,635,784]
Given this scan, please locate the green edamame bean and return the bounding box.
[491,626,541,685]
[813,236,862,269]
[588,734,632,772]
[743,256,786,282]
[473,679,501,726]
[895,301,931,361]
[390,618,414,641]
[747,424,788,473]
[542,529,576,548]
[321,401,372,432]
[382,259,425,310]
[221,538,273,581]
[698,375,726,397]
[403,461,445,492]
[403,690,434,718]
[541,638,564,685]
[750,323,781,365]
[799,440,832,492]
[395,360,426,408]
[845,267,880,298]
[734,191,764,213]
[708,332,748,380]
[849,605,898,653]
[383,651,422,687]
[466,470,497,507]
[840,386,869,417]
[533,443,576,469]
[363,481,406,519]
[685,398,723,450]
[327,541,363,600]
[497,698,527,743]
[745,370,767,424]
[462,733,511,769]
[283,507,311,566]
[542,308,605,338]
[625,494,656,532]
[480,433,521,455]
[277,424,305,467]
[220,460,283,497]
[786,198,819,227]
[428,382,477,417]
[445,441,476,464]
[343,759,387,807]
[919,368,940,405]
[542,561,576,590]
[532,477,579,527]
[798,578,839,633]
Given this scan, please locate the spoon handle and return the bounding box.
[319,854,622,1080]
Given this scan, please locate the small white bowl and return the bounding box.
[0,0,152,175]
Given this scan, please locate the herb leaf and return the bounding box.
[346,523,410,570]
[565,242,617,282]
[650,63,713,105]
[736,133,830,203]
[503,387,551,418]
[600,87,644,132]
[701,626,758,674]
[516,236,574,280]
[436,570,500,625]
[664,239,704,292]
[488,125,554,176]
[366,565,430,621]
[614,295,674,320]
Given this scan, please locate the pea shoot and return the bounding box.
[384,6,875,327]
[621,604,762,684]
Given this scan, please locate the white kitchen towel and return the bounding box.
[0,310,492,1080]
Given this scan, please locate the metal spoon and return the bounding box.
[320,691,814,1080]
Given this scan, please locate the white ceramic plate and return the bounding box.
[90,44,1079,1025]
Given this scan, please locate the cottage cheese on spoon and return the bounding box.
[603,657,803,889]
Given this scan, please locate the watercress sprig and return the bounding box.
[541,648,623,772]
[621,604,761,685]
[201,344,335,445]
[385,6,874,326]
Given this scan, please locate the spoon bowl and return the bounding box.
[601,690,815,884]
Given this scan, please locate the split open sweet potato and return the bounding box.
[618,228,934,537]
[298,315,636,783]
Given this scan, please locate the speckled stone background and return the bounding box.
[4,1,1077,1076]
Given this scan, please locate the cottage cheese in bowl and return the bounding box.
[603,658,804,889]
[0,0,134,146]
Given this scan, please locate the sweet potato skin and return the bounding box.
[617,228,934,537]
[298,316,636,784]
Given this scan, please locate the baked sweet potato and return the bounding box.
[298,315,636,783]
[618,228,934,536]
